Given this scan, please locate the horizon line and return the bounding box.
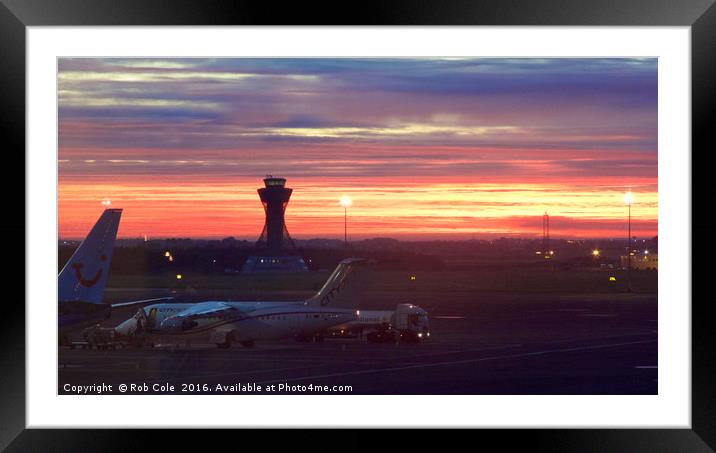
[58,234,657,242]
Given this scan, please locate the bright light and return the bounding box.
[101,199,112,207]
[592,249,600,257]
[624,191,634,205]
[356,310,360,316]
[609,276,616,281]
[644,250,649,255]
[410,275,417,281]
[176,274,182,280]
[164,251,171,257]
[339,195,352,208]
[549,250,554,255]
[417,333,423,338]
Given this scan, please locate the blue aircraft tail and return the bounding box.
[58,208,122,304]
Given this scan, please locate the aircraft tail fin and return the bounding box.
[305,258,367,308]
[58,208,122,304]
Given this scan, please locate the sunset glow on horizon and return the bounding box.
[58,58,658,240]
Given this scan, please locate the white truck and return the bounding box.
[324,303,430,343]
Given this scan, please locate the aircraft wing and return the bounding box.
[170,302,238,320]
[159,302,239,330]
[110,296,174,309]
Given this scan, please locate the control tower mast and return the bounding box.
[243,175,307,273]
[256,175,296,254]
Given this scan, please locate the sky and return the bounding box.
[58,58,658,240]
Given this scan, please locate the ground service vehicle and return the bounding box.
[326,303,430,343]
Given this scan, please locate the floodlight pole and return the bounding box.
[340,196,351,250]
[627,199,632,293]
[344,205,348,248]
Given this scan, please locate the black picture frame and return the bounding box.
[2,0,712,450]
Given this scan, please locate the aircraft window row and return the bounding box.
[256,314,324,321]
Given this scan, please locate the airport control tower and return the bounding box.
[256,176,296,254]
[242,176,308,272]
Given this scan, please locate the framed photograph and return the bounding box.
[4,0,713,449]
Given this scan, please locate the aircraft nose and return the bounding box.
[114,317,137,336]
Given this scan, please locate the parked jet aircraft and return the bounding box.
[114,258,365,348]
[58,208,172,344]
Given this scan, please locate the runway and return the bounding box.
[58,293,657,395]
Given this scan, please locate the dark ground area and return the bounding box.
[59,286,657,395]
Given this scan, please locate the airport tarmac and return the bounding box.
[58,292,657,395]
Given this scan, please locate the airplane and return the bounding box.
[114,258,365,348]
[58,208,172,345]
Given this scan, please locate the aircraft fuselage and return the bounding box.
[127,301,356,343]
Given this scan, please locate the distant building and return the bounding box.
[242,256,308,272]
[621,251,658,270]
